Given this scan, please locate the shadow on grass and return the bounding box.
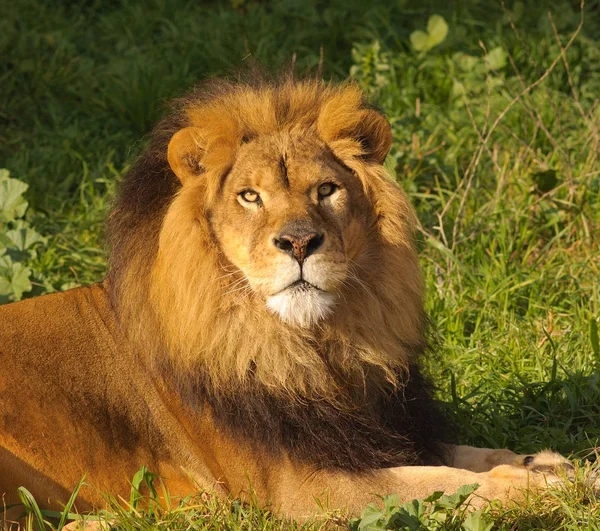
[445,370,600,459]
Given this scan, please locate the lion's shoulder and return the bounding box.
[0,283,119,367]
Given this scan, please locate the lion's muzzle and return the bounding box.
[273,223,325,265]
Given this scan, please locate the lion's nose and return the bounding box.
[273,230,324,264]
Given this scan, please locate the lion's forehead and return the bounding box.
[227,133,338,190]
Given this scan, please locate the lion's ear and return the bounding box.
[318,95,392,164]
[167,127,206,184]
[352,109,392,164]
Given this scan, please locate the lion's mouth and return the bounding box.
[271,279,324,297]
[285,279,322,293]
[266,279,335,327]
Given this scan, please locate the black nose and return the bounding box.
[274,230,324,264]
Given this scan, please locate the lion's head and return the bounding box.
[167,96,388,328]
[106,76,425,403]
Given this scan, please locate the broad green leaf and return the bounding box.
[437,483,479,509]
[383,493,400,511]
[486,46,507,70]
[401,498,426,518]
[3,224,46,251]
[410,30,430,52]
[452,80,466,98]
[386,510,421,530]
[454,52,480,71]
[0,173,29,223]
[430,510,449,524]
[424,490,445,502]
[0,260,32,300]
[411,15,448,53]
[455,483,480,503]
[356,504,385,530]
[427,15,449,48]
[463,509,494,531]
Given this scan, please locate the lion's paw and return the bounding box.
[520,450,575,478]
[487,450,575,487]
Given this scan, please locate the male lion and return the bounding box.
[0,77,571,520]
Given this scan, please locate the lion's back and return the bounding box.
[0,283,122,398]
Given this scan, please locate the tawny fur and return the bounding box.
[0,76,574,522]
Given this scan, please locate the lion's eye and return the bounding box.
[240,190,260,203]
[318,182,337,199]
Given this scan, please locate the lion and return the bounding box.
[0,75,572,522]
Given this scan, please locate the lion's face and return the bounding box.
[209,132,371,327]
[162,81,411,335]
[115,80,423,395]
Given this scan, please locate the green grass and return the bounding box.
[2,0,600,529]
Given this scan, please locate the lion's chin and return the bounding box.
[266,282,336,327]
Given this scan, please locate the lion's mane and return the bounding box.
[105,74,452,471]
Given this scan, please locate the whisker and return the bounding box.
[226,277,249,290]
[224,284,253,297]
[214,270,244,282]
[346,265,377,301]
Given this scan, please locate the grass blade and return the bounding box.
[57,476,87,530]
[18,487,51,531]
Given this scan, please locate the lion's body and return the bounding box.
[0,77,571,521]
[0,284,478,517]
[0,284,203,511]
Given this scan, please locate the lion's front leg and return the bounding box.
[449,444,574,475]
[267,458,570,518]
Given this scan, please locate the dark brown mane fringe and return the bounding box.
[166,362,453,471]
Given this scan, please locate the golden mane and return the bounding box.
[106,77,425,405]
